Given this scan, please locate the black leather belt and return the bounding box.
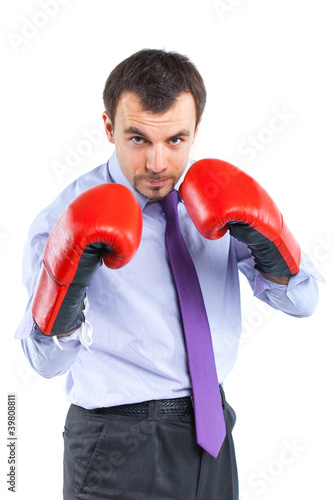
[94,396,194,416]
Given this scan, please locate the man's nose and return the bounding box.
[146,145,168,173]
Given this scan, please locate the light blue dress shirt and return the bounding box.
[15,152,321,409]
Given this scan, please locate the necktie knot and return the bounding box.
[160,190,180,221]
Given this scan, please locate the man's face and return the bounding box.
[103,91,200,200]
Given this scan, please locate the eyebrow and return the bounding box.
[124,126,191,141]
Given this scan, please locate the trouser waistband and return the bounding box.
[92,385,225,416]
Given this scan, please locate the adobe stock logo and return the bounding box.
[212,0,245,21]
[202,161,240,199]
[51,121,106,182]
[0,232,8,246]
[248,439,306,496]
[237,107,296,162]
[7,0,71,53]
[241,438,307,499]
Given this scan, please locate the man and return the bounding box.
[15,49,321,499]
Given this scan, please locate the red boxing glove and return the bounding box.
[32,183,143,336]
[179,159,300,277]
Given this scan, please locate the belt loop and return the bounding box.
[147,400,159,421]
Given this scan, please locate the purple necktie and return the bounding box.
[160,190,226,458]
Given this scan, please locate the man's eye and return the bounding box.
[131,137,144,144]
[170,138,181,145]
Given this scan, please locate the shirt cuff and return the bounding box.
[15,309,83,344]
[253,251,325,297]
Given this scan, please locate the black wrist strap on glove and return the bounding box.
[229,222,295,277]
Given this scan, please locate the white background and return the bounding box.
[0,0,332,498]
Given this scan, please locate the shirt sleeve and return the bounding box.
[234,239,324,317]
[14,191,85,379]
[16,310,82,378]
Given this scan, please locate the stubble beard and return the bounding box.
[133,175,177,201]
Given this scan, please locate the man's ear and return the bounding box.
[102,112,115,144]
[192,119,202,144]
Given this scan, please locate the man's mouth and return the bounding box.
[144,178,170,187]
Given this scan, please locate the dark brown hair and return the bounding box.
[103,49,206,127]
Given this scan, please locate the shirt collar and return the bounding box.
[107,151,195,210]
